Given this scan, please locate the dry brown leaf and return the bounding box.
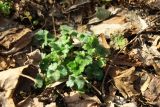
[110,67,138,98]
[0,27,31,49]
[0,93,15,107]
[113,67,135,79]
[0,65,38,107]
[77,25,87,33]
[0,56,15,70]
[25,49,42,66]
[157,42,160,49]
[114,79,138,98]
[99,33,110,49]
[90,9,148,38]
[143,76,160,105]
[0,26,35,55]
[64,91,100,107]
[45,102,56,107]
[0,66,28,107]
[17,96,32,107]
[31,98,44,107]
[138,36,160,75]
[140,73,151,94]
[17,97,44,107]
[120,102,137,107]
[113,54,142,67]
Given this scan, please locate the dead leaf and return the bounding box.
[113,54,142,67]
[140,72,151,94]
[17,97,44,107]
[64,91,100,107]
[0,56,15,70]
[99,33,110,49]
[0,65,38,107]
[110,96,137,107]
[25,49,42,66]
[0,27,31,49]
[120,102,137,107]
[110,67,138,98]
[138,36,160,75]
[45,102,56,107]
[143,76,160,105]
[90,9,148,38]
[113,67,135,79]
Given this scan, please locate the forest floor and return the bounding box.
[0,0,160,107]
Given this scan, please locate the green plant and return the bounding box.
[0,0,12,15]
[110,33,128,50]
[35,25,109,91]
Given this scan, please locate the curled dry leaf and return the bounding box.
[110,67,139,98]
[143,76,160,105]
[0,65,38,107]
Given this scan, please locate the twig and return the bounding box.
[19,73,36,83]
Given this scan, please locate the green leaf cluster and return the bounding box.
[110,33,128,50]
[0,0,12,15]
[35,25,108,90]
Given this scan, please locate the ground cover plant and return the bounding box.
[35,25,109,91]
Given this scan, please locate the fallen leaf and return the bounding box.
[32,98,44,107]
[140,72,151,94]
[99,33,110,49]
[17,97,44,107]
[25,49,42,66]
[0,65,38,107]
[0,56,15,70]
[120,102,137,107]
[138,36,160,75]
[64,91,100,107]
[113,54,142,67]
[0,27,31,49]
[110,67,139,98]
[143,76,160,105]
[90,9,148,38]
[113,67,135,79]
[45,102,56,107]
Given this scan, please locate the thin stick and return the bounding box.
[19,73,36,83]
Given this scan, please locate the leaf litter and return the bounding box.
[0,0,160,107]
